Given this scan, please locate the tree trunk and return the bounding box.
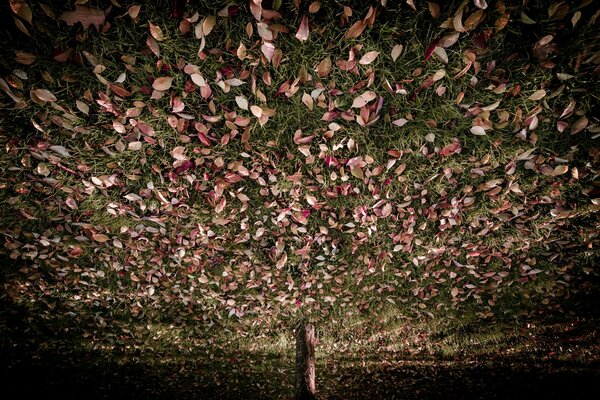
[295,321,316,400]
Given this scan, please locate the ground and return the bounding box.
[1,0,599,398]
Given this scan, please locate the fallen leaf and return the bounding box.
[250,0,262,21]
[316,57,332,78]
[529,89,546,101]
[128,141,142,151]
[428,2,440,18]
[570,116,588,135]
[470,126,486,135]
[149,22,164,41]
[59,5,105,30]
[261,42,275,61]
[359,51,379,65]
[309,2,321,13]
[392,118,408,127]
[128,5,141,19]
[235,95,249,110]
[302,92,313,110]
[296,14,309,41]
[202,16,216,37]
[171,146,187,160]
[92,233,110,243]
[344,20,366,39]
[32,89,57,103]
[10,0,33,23]
[14,51,37,65]
[250,105,263,118]
[391,44,403,62]
[551,165,568,176]
[153,77,173,91]
[473,0,488,10]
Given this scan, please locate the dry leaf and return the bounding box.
[92,233,110,243]
[10,0,33,23]
[428,2,440,18]
[473,0,488,9]
[309,2,321,13]
[453,7,466,32]
[171,146,187,160]
[128,141,142,151]
[250,0,262,21]
[359,51,379,65]
[344,20,366,39]
[128,5,141,19]
[202,16,216,37]
[152,77,173,91]
[76,99,89,114]
[149,22,165,41]
[235,95,249,110]
[529,89,546,101]
[316,57,332,78]
[302,92,313,111]
[250,105,263,118]
[296,15,309,41]
[570,116,588,135]
[470,126,486,135]
[60,5,105,30]
[32,88,57,102]
[391,45,403,62]
[551,165,568,176]
[261,42,275,62]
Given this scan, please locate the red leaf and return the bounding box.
[439,140,462,156]
[424,39,439,61]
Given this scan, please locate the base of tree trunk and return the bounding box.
[295,321,316,400]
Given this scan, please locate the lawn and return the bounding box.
[1,0,599,398]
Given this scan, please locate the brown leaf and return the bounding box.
[528,89,546,101]
[149,22,164,41]
[344,20,366,39]
[309,2,321,13]
[296,14,309,41]
[571,116,588,135]
[14,51,36,65]
[59,5,105,30]
[202,16,217,37]
[453,7,466,32]
[32,88,57,102]
[551,165,568,176]
[10,0,33,23]
[152,77,173,91]
[128,5,141,19]
[302,93,313,111]
[428,2,440,18]
[316,57,332,78]
[92,233,110,243]
[110,84,132,97]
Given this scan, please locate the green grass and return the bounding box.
[1,0,600,398]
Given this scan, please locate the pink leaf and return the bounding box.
[296,14,309,42]
[359,51,379,65]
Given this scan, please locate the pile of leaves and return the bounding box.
[1,0,599,353]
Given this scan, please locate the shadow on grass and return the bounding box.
[3,340,600,400]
